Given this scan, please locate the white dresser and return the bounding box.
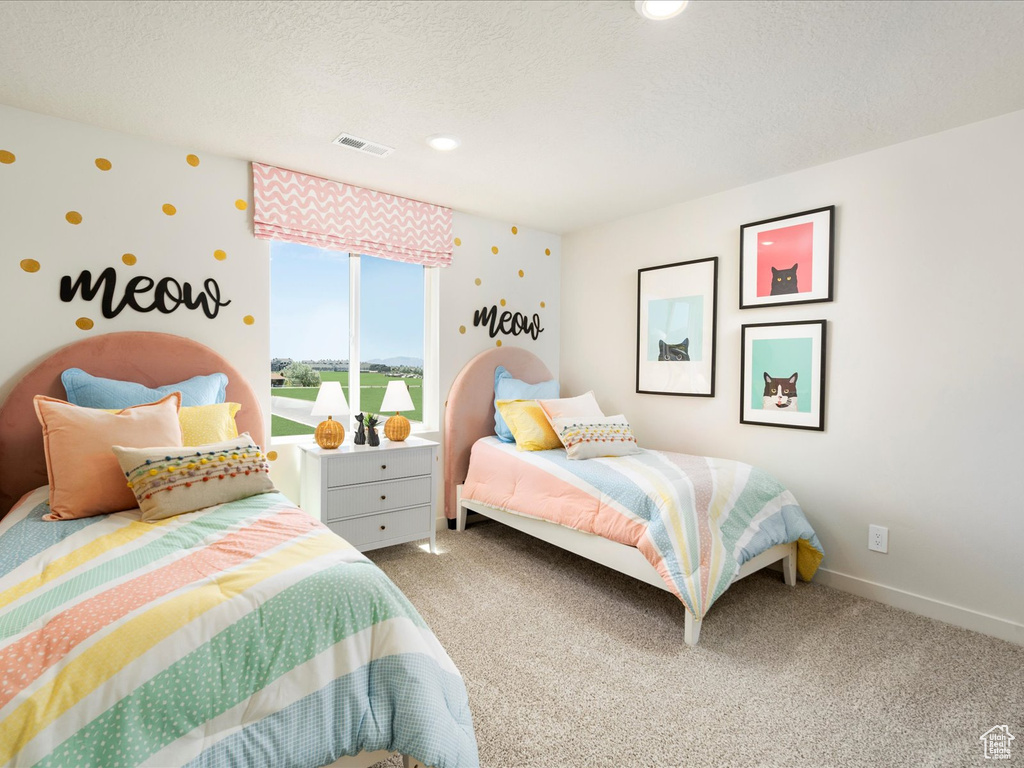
[299,437,438,554]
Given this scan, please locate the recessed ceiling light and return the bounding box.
[427,135,461,151]
[762,241,774,245]
[634,0,688,20]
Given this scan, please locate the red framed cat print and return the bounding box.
[740,320,826,431]
[739,206,834,309]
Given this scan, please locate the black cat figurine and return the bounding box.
[658,338,690,361]
[770,264,798,295]
[353,413,366,445]
[366,414,380,447]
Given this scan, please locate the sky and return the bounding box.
[270,241,424,362]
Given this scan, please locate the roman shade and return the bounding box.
[252,162,453,267]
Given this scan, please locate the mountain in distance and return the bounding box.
[366,356,423,367]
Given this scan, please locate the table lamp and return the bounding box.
[381,380,415,442]
[311,381,350,449]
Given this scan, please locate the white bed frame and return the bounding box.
[455,485,796,647]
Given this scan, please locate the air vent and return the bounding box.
[332,132,394,158]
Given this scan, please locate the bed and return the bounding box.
[443,347,823,647]
[0,332,478,768]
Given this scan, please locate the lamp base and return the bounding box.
[384,414,411,442]
[315,416,345,449]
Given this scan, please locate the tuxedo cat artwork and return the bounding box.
[658,339,690,361]
[763,372,798,410]
[770,264,798,295]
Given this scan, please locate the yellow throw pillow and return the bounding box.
[495,399,562,451]
[179,402,241,446]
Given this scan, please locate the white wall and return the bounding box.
[561,110,1024,641]
[0,105,269,423]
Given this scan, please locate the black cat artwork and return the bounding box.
[353,413,366,445]
[763,372,798,410]
[770,264,798,295]
[658,338,690,361]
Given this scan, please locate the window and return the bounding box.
[270,242,435,438]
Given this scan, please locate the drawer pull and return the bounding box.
[380,494,387,500]
[381,464,387,470]
[380,524,386,531]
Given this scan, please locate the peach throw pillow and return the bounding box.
[33,392,183,520]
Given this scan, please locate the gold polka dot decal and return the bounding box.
[122,253,137,266]
[545,248,551,256]
[20,259,40,273]
[500,298,506,307]
[459,325,466,334]
[235,199,248,211]
[214,249,227,261]
[75,317,94,331]
[491,246,499,255]
[94,158,112,171]
[65,211,82,225]
[0,150,15,164]
[518,269,525,278]
[454,237,462,247]
[266,450,278,462]
[496,340,503,347]
[511,226,518,235]
[243,315,255,325]
[186,154,200,167]
[474,278,481,286]
[540,301,546,308]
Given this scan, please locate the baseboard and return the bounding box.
[815,568,1023,646]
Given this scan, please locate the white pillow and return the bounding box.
[538,391,605,445]
[550,415,641,460]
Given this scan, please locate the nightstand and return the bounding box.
[299,436,438,554]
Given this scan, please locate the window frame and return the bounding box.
[270,246,438,441]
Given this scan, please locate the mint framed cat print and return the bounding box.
[741,320,826,431]
[739,206,835,309]
[636,257,718,397]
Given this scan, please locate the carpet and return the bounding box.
[369,518,1022,767]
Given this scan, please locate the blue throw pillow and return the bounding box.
[61,368,228,409]
[493,365,559,442]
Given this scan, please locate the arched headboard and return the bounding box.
[0,332,265,515]
[443,346,553,520]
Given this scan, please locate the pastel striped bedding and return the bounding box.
[0,487,478,768]
[462,437,824,620]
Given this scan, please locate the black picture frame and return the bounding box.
[740,319,827,431]
[739,205,835,309]
[636,256,718,397]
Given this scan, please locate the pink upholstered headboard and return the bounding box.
[0,332,266,516]
[443,346,553,520]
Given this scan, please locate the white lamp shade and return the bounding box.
[310,381,350,417]
[380,380,415,413]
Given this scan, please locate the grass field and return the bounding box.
[271,371,423,437]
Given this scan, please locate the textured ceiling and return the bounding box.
[2,0,1023,234]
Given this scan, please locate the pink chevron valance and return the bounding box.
[252,163,453,267]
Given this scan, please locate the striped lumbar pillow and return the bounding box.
[112,433,274,521]
[551,415,642,460]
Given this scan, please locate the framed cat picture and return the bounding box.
[739,206,835,309]
[636,256,718,397]
[740,320,826,431]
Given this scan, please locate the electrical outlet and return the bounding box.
[868,524,888,553]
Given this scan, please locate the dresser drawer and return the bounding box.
[328,506,432,549]
[324,448,432,488]
[324,476,432,521]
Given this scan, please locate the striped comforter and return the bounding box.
[0,488,478,768]
[463,437,824,620]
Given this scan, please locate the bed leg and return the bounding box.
[402,756,428,768]
[783,543,797,587]
[684,612,702,646]
[455,485,467,532]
